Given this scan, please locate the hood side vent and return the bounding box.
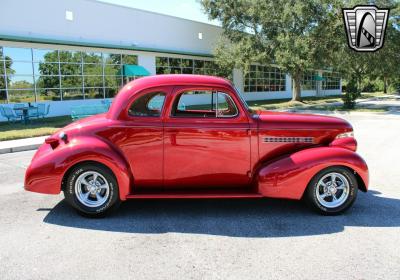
[263,137,314,144]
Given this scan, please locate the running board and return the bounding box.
[126,191,263,199]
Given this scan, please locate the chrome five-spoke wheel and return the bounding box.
[65,163,120,217]
[315,172,350,208]
[306,166,358,215]
[74,171,110,208]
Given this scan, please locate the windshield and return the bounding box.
[233,85,255,114]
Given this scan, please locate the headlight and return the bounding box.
[336,131,354,139]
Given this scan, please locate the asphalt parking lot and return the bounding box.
[0,112,399,280]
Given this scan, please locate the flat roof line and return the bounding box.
[0,34,214,58]
[89,0,221,28]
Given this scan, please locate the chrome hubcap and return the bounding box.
[315,172,350,208]
[75,171,110,208]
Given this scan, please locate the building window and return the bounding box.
[103,53,127,98]
[0,45,138,103]
[65,10,74,21]
[323,72,341,90]
[244,65,286,93]
[155,56,231,79]
[2,47,35,103]
[302,71,317,91]
[0,47,5,103]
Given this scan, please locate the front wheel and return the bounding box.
[64,163,121,217]
[305,166,358,215]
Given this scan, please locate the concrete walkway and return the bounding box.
[357,95,400,110]
[0,136,48,154]
[344,94,400,110]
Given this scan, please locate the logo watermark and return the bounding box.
[343,5,389,52]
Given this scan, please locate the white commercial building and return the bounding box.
[0,0,341,120]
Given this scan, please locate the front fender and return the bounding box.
[24,136,132,201]
[257,147,369,200]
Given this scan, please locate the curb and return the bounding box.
[0,144,41,155]
[0,136,48,155]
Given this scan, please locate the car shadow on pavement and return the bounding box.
[43,189,400,237]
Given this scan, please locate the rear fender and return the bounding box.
[257,147,369,200]
[25,136,132,200]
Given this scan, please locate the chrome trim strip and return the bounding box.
[263,137,314,144]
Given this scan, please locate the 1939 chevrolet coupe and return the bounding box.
[25,75,369,217]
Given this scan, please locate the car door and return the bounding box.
[163,86,251,189]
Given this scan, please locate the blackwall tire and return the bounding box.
[64,163,121,217]
[305,166,358,215]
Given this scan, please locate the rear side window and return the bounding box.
[172,90,238,118]
[128,91,166,117]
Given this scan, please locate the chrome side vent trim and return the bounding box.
[263,137,315,144]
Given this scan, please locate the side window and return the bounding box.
[216,91,238,117]
[128,91,166,117]
[172,90,238,118]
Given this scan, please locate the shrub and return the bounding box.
[342,79,360,109]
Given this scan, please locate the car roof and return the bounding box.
[108,74,234,119]
[128,74,232,88]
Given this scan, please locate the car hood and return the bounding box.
[256,110,353,131]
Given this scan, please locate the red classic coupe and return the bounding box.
[25,75,369,217]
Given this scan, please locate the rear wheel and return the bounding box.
[64,163,121,217]
[305,166,358,215]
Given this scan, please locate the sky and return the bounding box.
[97,0,219,25]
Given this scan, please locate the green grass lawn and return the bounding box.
[0,116,72,141]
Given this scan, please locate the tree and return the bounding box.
[0,48,15,89]
[37,51,104,90]
[37,51,60,90]
[371,26,400,93]
[201,0,343,101]
[0,48,15,101]
[370,2,400,93]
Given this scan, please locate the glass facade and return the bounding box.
[301,71,317,91]
[301,71,341,91]
[0,45,342,104]
[156,56,232,80]
[244,65,286,92]
[323,72,341,90]
[0,46,137,103]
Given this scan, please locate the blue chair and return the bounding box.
[28,107,39,119]
[13,103,25,120]
[37,104,50,118]
[0,106,18,122]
